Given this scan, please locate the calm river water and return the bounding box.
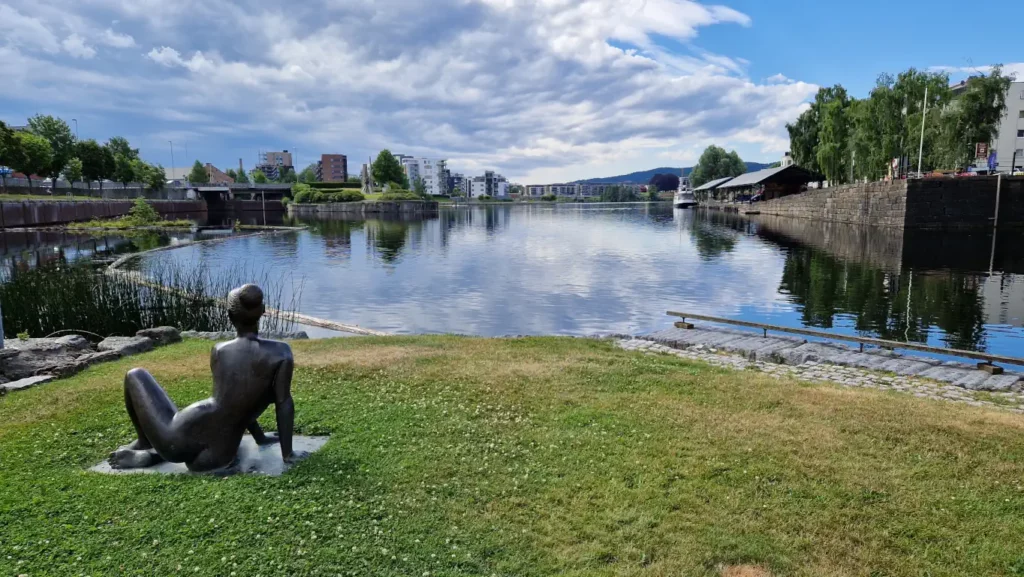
[127,204,1024,358]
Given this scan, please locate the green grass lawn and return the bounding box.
[2,336,1024,576]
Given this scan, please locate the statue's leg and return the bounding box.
[109,368,183,469]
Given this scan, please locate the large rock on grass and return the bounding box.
[98,336,155,357]
[0,335,95,380]
[136,327,182,346]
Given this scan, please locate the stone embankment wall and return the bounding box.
[289,201,439,216]
[735,177,1024,229]
[754,181,908,227]
[0,200,206,228]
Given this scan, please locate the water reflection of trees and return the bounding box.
[365,220,412,264]
[687,210,758,261]
[780,246,987,351]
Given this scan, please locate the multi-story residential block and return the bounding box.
[401,157,448,195]
[448,173,470,196]
[260,150,293,168]
[469,171,509,198]
[317,154,348,182]
[993,81,1024,173]
[254,150,294,181]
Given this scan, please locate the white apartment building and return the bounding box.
[955,80,1024,173]
[469,171,509,198]
[400,157,448,195]
[993,81,1024,173]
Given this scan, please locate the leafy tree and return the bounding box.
[100,145,116,187]
[0,121,21,192]
[64,157,83,186]
[372,150,406,188]
[599,185,638,202]
[412,176,428,197]
[253,170,268,184]
[648,173,679,192]
[105,136,139,161]
[114,154,136,186]
[143,163,166,190]
[299,163,319,183]
[235,168,249,184]
[786,85,850,173]
[188,160,209,183]
[28,115,76,189]
[937,66,1013,170]
[226,168,238,181]
[278,166,297,184]
[11,132,53,191]
[76,139,105,190]
[815,95,852,184]
[689,145,747,187]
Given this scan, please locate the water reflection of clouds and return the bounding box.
[141,207,1023,358]
[146,206,791,337]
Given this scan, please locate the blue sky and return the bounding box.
[1,0,1020,183]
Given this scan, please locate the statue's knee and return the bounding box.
[124,368,151,389]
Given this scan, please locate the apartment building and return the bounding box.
[260,150,293,168]
[401,157,448,195]
[253,150,294,181]
[449,173,470,196]
[469,171,509,198]
[953,80,1024,173]
[317,154,348,182]
[993,81,1024,172]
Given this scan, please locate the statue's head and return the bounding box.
[227,284,265,334]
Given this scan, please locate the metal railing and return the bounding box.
[667,311,1024,369]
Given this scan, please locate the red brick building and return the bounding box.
[318,154,348,182]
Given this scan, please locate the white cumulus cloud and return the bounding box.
[101,28,136,48]
[61,33,96,59]
[1,0,819,181]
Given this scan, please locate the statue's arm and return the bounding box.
[273,355,296,461]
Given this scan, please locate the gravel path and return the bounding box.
[618,337,1024,413]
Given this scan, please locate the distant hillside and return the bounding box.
[575,162,773,184]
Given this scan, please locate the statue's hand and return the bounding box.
[256,432,280,446]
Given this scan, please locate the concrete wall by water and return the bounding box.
[904,177,1024,229]
[0,200,206,228]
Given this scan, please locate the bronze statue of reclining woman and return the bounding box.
[109,284,298,472]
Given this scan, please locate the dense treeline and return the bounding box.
[0,115,166,192]
[787,67,1013,184]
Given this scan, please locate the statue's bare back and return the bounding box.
[109,285,298,472]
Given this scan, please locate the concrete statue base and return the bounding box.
[90,435,328,477]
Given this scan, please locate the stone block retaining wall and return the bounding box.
[754,181,908,227]
[732,176,1024,229]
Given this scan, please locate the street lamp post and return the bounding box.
[169,141,176,182]
[72,119,79,140]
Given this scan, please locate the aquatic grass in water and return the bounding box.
[0,259,302,339]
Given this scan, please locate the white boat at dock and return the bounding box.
[674,176,697,208]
